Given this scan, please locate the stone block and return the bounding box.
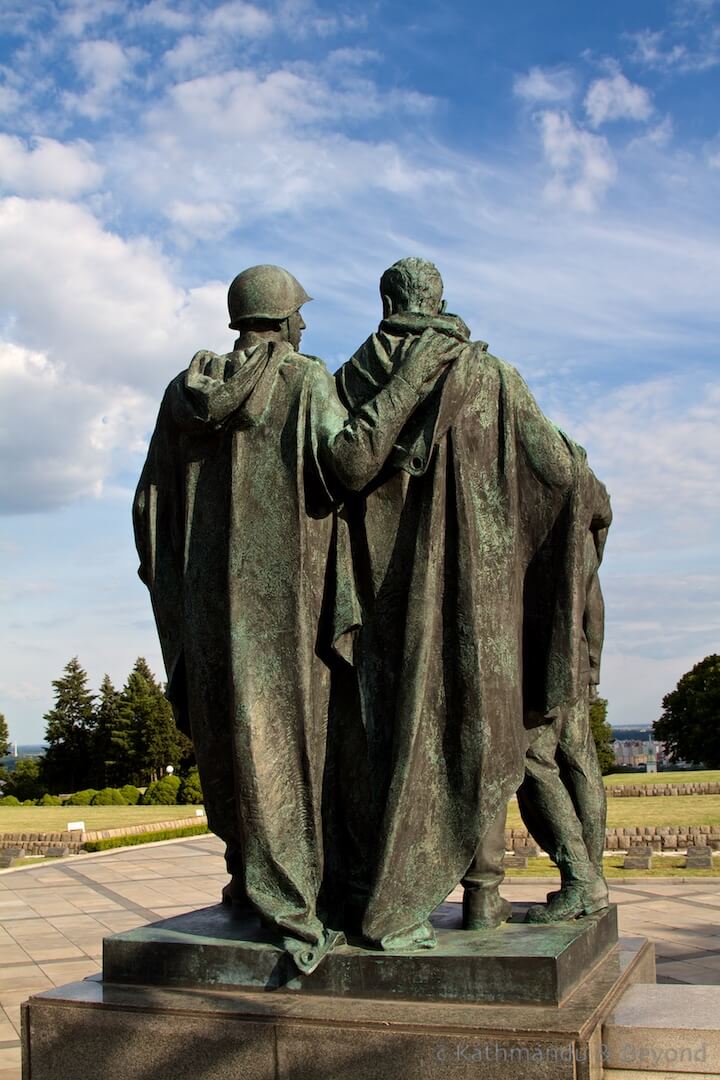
[604,984,720,1073]
[624,848,652,871]
[23,937,655,1080]
[503,853,528,869]
[686,846,713,870]
[45,844,70,858]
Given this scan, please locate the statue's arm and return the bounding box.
[313,331,459,492]
[503,363,574,490]
[313,365,421,493]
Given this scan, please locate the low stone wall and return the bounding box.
[0,816,207,857]
[83,816,207,842]
[607,781,720,797]
[506,825,720,852]
[0,832,84,855]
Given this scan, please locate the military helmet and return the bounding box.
[227,264,312,329]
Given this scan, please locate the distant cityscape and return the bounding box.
[1,732,685,772]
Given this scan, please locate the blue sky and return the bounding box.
[1,0,719,743]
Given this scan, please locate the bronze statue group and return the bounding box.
[134,258,611,974]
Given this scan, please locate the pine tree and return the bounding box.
[93,675,125,788]
[0,712,10,758]
[42,658,96,794]
[122,658,191,785]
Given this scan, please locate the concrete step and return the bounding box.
[603,984,720,1074]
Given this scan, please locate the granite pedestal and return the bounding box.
[22,903,655,1080]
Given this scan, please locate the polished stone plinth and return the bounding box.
[102,902,618,1007]
[603,984,720,1074]
[22,936,655,1080]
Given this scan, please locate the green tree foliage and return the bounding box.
[178,766,203,804]
[589,696,615,774]
[0,795,20,806]
[42,658,96,793]
[0,712,10,757]
[5,758,43,801]
[93,675,125,788]
[122,659,192,785]
[141,773,181,804]
[36,793,62,806]
[119,784,141,805]
[654,654,720,767]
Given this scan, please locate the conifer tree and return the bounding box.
[93,675,125,787]
[121,658,192,785]
[42,658,96,793]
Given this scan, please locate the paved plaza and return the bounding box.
[2,835,720,1079]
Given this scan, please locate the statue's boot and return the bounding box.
[283,929,346,975]
[221,874,256,916]
[463,887,512,930]
[525,877,608,923]
[378,920,437,952]
[461,804,510,929]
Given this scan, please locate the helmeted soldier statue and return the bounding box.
[134,264,458,972]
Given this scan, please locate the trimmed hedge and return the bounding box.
[141,774,181,805]
[65,789,99,806]
[90,787,127,805]
[83,823,209,852]
[178,767,203,805]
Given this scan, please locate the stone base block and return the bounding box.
[102,901,618,1007]
[23,937,654,1080]
[606,1072,719,1080]
[603,985,720,1073]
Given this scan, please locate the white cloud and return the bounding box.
[103,66,443,235]
[132,0,194,31]
[0,341,146,512]
[0,196,230,512]
[537,110,616,211]
[163,2,273,73]
[628,17,720,73]
[514,66,575,103]
[0,84,21,114]
[570,378,720,524]
[629,114,673,150]
[205,1,273,36]
[59,0,125,38]
[0,135,103,197]
[66,38,137,118]
[585,71,653,127]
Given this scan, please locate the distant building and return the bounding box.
[611,727,674,769]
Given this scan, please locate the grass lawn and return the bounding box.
[508,855,720,878]
[604,770,720,786]
[506,794,720,829]
[0,805,204,833]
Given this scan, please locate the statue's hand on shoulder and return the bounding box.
[185,350,227,395]
[395,328,464,392]
[181,345,272,428]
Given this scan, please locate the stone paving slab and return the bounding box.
[2,835,720,1080]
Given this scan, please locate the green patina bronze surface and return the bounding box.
[103,903,618,1006]
[134,258,611,977]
